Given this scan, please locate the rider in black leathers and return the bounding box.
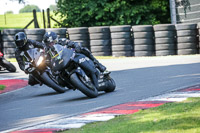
[43,31,106,89]
[43,31,106,72]
[14,32,45,86]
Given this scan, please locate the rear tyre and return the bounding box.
[41,72,67,93]
[105,78,116,92]
[70,73,98,98]
[2,58,16,72]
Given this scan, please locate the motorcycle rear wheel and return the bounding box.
[2,58,16,72]
[70,73,98,98]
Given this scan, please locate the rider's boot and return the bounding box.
[94,59,106,72]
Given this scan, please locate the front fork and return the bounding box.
[30,68,51,85]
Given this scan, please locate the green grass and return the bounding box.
[62,97,200,133]
[0,85,5,90]
[0,12,61,30]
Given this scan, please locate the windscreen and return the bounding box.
[24,49,35,62]
[49,44,64,59]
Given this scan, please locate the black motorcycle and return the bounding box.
[0,51,16,72]
[22,48,67,93]
[48,44,116,98]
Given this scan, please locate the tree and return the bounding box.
[56,0,170,27]
[5,11,13,14]
[12,0,25,4]
[49,5,57,11]
[19,5,41,13]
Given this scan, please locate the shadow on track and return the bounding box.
[59,91,108,103]
[32,89,71,97]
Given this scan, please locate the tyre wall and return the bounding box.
[198,23,200,53]
[89,26,111,56]
[68,27,90,49]
[110,25,133,57]
[2,24,200,58]
[154,24,176,56]
[2,29,24,58]
[45,28,67,38]
[132,25,155,56]
[176,23,198,55]
[24,28,45,42]
[0,30,2,54]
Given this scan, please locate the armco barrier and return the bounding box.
[1,23,200,58]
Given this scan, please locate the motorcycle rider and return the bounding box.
[43,31,107,89]
[14,32,45,86]
[43,31,106,72]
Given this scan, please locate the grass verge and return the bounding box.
[62,97,200,133]
[0,12,60,30]
[0,85,5,91]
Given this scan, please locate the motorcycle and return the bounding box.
[0,51,16,72]
[48,44,116,98]
[22,48,67,93]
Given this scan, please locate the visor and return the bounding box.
[16,40,25,48]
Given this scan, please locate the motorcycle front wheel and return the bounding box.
[41,72,67,93]
[105,78,116,93]
[70,73,98,98]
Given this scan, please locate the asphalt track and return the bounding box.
[1,55,200,132]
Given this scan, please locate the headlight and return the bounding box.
[36,56,44,67]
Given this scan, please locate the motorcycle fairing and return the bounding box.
[51,44,74,72]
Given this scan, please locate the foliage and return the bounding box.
[5,11,13,14]
[19,5,41,13]
[56,0,170,27]
[12,0,25,4]
[49,5,58,11]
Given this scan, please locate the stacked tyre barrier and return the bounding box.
[110,25,133,57]
[24,29,45,42]
[89,26,111,56]
[45,28,67,38]
[176,23,198,55]
[1,24,200,58]
[154,24,176,56]
[132,25,155,56]
[198,23,200,53]
[68,27,90,49]
[2,29,24,58]
[0,30,2,53]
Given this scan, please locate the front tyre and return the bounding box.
[41,72,67,93]
[70,73,98,98]
[105,78,116,92]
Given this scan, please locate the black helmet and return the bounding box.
[43,31,58,45]
[14,32,27,48]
